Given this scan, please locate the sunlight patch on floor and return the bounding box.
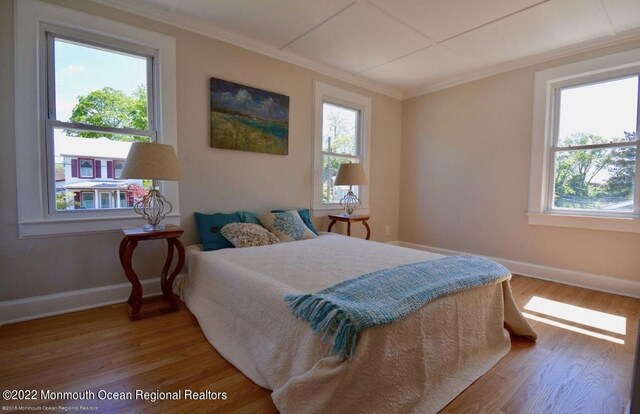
[522,296,626,344]
[522,312,625,344]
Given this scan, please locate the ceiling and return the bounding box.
[94,0,640,99]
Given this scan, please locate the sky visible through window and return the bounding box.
[54,39,147,122]
[558,76,637,144]
[557,76,638,186]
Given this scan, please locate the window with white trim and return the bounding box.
[46,28,155,212]
[528,48,640,233]
[15,0,178,237]
[313,82,371,213]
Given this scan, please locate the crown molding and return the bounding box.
[86,0,404,100]
[404,27,640,99]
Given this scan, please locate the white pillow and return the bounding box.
[258,210,317,243]
[220,222,280,248]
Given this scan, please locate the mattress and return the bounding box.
[182,233,536,413]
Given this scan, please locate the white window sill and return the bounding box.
[312,207,370,217]
[19,213,181,238]
[526,212,640,234]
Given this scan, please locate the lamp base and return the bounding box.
[339,190,361,216]
[142,223,166,232]
[134,187,173,231]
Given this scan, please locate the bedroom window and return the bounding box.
[528,48,640,233]
[15,0,178,237]
[46,30,155,213]
[313,82,371,214]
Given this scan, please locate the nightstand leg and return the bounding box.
[363,221,371,240]
[122,240,142,316]
[328,220,337,233]
[161,237,184,311]
[347,222,351,236]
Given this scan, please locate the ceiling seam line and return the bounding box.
[353,44,435,75]
[439,0,553,44]
[279,1,357,50]
[595,0,618,35]
[363,0,437,43]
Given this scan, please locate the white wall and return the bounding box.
[400,38,640,284]
[0,0,402,304]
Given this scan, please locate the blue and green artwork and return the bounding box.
[210,78,289,155]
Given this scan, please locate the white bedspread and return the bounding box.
[182,234,536,413]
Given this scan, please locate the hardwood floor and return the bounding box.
[0,275,637,413]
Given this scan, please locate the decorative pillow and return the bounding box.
[194,212,242,251]
[238,210,261,225]
[220,223,280,248]
[271,208,318,235]
[258,210,317,243]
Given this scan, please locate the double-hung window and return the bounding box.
[15,0,177,237]
[528,48,640,233]
[45,29,155,212]
[313,82,371,213]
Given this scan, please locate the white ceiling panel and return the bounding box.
[443,0,613,67]
[136,0,355,48]
[601,0,640,33]
[284,2,431,74]
[368,0,544,41]
[357,45,476,92]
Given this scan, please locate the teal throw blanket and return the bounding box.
[284,255,510,359]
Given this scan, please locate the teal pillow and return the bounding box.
[194,212,242,251]
[271,208,318,235]
[238,211,261,225]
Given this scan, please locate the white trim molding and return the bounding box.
[397,241,640,299]
[14,0,179,238]
[527,47,640,234]
[0,278,162,325]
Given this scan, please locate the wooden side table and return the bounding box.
[119,225,185,321]
[327,214,371,240]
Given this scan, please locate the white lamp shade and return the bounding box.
[335,162,368,186]
[120,142,183,181]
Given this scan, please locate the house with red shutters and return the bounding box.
[55,136,144,210]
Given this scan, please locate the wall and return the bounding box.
[400,39,640,283]
[0,0,402,303]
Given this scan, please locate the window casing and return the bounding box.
[15,0,178,237]
[528,48,640,233]
[313,82,371,215]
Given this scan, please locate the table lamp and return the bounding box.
[334,162,368,216]
[120,142,182,231]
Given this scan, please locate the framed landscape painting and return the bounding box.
[210,78,289,155]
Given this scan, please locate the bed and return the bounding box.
[181,233,536,413]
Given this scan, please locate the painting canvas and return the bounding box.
[210,78,289,155]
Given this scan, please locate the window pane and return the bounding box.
[53,128,148,211]
[322,155,359,204]
[81,192,95,209]
[553,146,636,211]
[322,103,358,155]
[558,77,638,147]
[54,38,149,131]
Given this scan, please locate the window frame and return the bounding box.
[528,47,640,233]
[312,81,371,216]
[78,158,95,179]
[15,0,178,237]
[43,26,157,215]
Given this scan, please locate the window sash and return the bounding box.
[44,27,157,215]
[320,102,363,206]
[546,74,640,216]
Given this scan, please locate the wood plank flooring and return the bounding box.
[0,275,637,413]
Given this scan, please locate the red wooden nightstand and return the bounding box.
[119,225,185,321]
[327,214,371,240]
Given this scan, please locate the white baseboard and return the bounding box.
[395,241,640,299]
[0,278,161,325]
